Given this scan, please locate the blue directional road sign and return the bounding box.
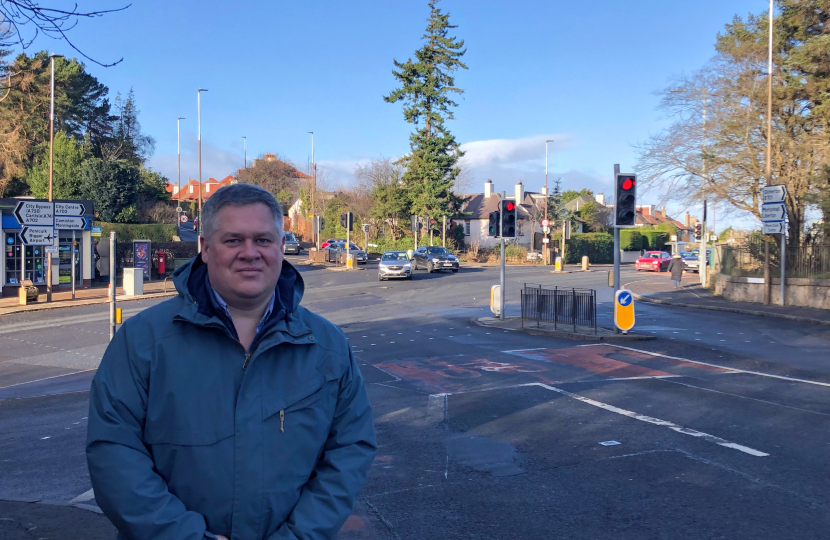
[614,289,636,332]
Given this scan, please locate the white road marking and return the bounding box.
[0,368,96,390]
[581,343,830,388]
[68,488,95,504]
[524,382,769,457]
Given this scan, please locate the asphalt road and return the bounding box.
[1,258,829,539]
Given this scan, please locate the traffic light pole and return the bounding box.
[613,164,620,293]
[500,191,506,320]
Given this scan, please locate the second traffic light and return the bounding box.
[501,199,516,238]
[694,222,702,241]
[340,212,353,231]
[488,211,498,236]
[614,173,637,228]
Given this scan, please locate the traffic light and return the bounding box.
[614,173,637,228]
[319,217,325,231]
[340,212,353,231]
[488,211,498,236]
[501,199,517,238]
[694,222,702,241]
[410,215,424,232]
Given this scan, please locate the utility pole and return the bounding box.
[177,116,185,237]
[47,53,63,302]
[442,216,446,248]
[242,136,247,169]
[544,139,553,264]
[500,191,506,320]
[197,88,208,251]
[700,87,708,288]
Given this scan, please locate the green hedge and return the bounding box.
[641,231,670,251]
[98,222,179,243]
[620,229,644,251]
[566,232,614,264]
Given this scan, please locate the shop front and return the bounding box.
[0,198,95,297]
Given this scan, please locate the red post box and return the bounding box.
[157,252,167,276]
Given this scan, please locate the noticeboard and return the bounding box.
[133,239,151,279]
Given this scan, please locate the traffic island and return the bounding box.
[472,316,656,341]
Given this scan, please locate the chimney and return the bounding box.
[661,206,667,220]
[541,186,548,196]
[595,193,605,206]
[684,211,690,228]
[515,181,524,205]
[641,205,651,217]
[484,179,493,199]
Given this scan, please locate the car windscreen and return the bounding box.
[427,247,449,255]
[382,253,409,261]
[646,253,661,258]
[284,233,297,242]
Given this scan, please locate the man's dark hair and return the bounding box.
[201,183,284,240]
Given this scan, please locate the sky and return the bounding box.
[16,0,768,228]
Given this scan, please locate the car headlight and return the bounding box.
[403,263,412,269]
[431,258,440,263]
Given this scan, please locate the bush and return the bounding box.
[98,222,179,243]
[566,232,614,264]
[505,244,527,262]
[641,230,670,251]
[619,229,644,251]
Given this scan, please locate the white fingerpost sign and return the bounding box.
[14,201,54,226]
[762,185,787,204]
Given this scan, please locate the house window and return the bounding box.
[189,186,194,194]
[465,222,471,236]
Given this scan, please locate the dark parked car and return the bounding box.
[325,242,368,264]
[680,251,699,272]
[283,232,301,255]
[412,246,459,273]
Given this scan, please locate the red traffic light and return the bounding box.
[621,178,635,190]
[505,201,516,211]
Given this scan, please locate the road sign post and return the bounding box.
[761,185,788,307]
[612,164,621,331]
[500,191,506,321]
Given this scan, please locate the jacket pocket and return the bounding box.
[262,374,334,422]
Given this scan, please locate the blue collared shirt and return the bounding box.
[206,277,277,338]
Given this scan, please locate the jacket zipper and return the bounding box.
[279,410,285,433]
[243,352,252,369]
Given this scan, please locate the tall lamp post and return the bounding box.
[670,87,710,287]
[47,53,64,302]
[307,131,315,247]
[544,139,554,264]
[177,116,185,236]
[242,136,247,169]
[197,88,208,251]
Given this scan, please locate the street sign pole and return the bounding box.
[71,230,76,299]
[500,191,506,321]
[780,232,786,306]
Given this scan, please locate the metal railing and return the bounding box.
[521,284,597,333]
[721,240,830,279]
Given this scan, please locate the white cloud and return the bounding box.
[458,134,574,170]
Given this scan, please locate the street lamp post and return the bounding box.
[308,131,316,247]
[197,88,208,251]
[242,136,247,169]
[47,53,64,302]
[177,116,185,237]
[670,87,709,287]
[544,139,554,264]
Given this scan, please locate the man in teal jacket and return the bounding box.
[87,184,377,539]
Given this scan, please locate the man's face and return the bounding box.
[201,203,285,308]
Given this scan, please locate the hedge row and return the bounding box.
[98,222,179,243]
[565,233,614,264]
[619,229,670,251]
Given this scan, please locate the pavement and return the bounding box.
[2,260,830,538]
[624,270,830,325]
[0,280,178,317]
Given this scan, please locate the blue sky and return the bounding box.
[21,0,766,225]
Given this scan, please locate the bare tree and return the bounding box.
[1,1,130,67]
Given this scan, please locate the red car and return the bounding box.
[635,251,672,272]
[321,238,344,249]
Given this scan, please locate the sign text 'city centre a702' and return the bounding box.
[54,202,85,216]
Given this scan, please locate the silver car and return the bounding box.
[326,242,368,264]
[378,251,412,281]
[283,232,302,255]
